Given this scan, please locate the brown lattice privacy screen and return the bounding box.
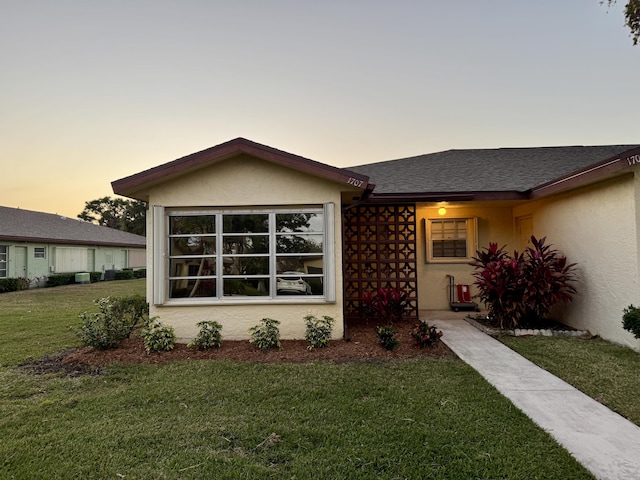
[342,204,418,323]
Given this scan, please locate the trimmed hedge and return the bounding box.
[46,273,76,288]
[0,278,28,293]
[133,269,146,279]
[45,272,104,287]
[114,270,135,281]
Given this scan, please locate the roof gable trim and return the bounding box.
[112,138,372,197]
[530,146,640,198]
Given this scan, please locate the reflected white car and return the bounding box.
[277,271,312,295]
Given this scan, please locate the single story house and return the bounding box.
[0,206,146,282]
[112,138,640,350]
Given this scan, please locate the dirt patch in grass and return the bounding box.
[23,321,454,374]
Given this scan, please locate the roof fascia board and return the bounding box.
[530,146,640,199]
[112,138,371,197]
[0,235,145,248]
[365,191,528,203]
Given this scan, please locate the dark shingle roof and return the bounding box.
[349,145,639,194]
[0,206,146,248]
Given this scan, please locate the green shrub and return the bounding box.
[410,320,443,348]
[249,318,282,351]
[46,273,76,288]
[304,314,334,350]
[188,320,223,350]
[90,272,102,283]
[75,295,149,350]
[114,270,135,281]
[376,325,399,350]
[623,305,640,339]
[0,277,31,293]
[75,298,128,350]
[141,319,176,353]
[133,268,147,279]
[111,294,149,335]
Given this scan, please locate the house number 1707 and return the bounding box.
[627,154,640,166]
[347,177,364,188]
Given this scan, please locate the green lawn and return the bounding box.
[500,334,640,427]
[0,281,595,479]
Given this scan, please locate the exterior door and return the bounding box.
[14,246,27,278]
[517,216,533,251]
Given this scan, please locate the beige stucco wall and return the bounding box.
[513,174,640,350]
[416,204,517,310]
[144,155,356,341]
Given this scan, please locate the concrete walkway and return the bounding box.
[434,316,640,480]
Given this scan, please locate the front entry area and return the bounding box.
[342,204,419,323]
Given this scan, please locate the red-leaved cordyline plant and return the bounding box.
[362,287,408,324]
[470,236,577,329]
[521,236,577,323]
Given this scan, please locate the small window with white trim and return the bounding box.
[426,218,477,262]
[34,247,46,259]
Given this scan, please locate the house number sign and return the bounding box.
[346,177,365,188]
[626,154,640,166]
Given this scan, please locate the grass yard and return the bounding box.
[500,334,640,427]
[0,281,595,479]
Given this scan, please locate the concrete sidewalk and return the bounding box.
[436,317,640,480]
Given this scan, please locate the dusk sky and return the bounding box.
[2,1,639,219]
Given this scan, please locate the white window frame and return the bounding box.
[154,204,335,305]
[425,217,477,263]
[34,247,46,259]
[0,245,7,278]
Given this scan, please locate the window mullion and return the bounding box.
[269,212,276,298]
[216,213,223,298]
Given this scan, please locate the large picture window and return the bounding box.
[165,207,328,301]
[426,218,477,263]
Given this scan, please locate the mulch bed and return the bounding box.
[19,321,454,376]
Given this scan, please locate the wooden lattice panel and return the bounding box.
[342,204,418,323]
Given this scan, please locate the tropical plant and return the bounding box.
[520,236,577,323]
[188,320,223,349]
[376,325,399,350]
[304,314,334,350]
[362,287,408,324]
[410,320,443,348]
[622,305,640,339]
[249,318,282,351]
[470,243,525,329]
[471,236,577,329]
[141,318,176,353]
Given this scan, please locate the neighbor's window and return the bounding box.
[426,218,476,262]
[166,207,327,301]
[34,247,46,259]
[0,246,7,278]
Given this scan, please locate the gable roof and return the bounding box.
[112,137,373,201]
[0,206,146,248]
[349,145,640,201]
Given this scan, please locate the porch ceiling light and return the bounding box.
[438,206,447,216]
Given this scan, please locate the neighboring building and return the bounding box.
[0,206,146,282]
[112,138,640,350]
